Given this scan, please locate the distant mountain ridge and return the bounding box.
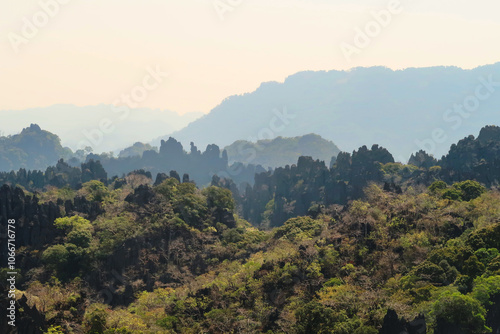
[0,124,71,171]
[224,134,340,168]
[167,63,500,161]
[0,104,202,153]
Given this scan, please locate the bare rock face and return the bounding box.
[440,126,500,186]
[125,184,156,206]
[154,173,169,186]
[0,185,61,263]
[64,196,104,220]
[0,185,103,264]
[477,125,500,145]
[0,294,46,334]
[408,150,438,169]
[17,295,46,334]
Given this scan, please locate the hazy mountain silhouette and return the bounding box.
[167,63,500,161]
[0,104,202,153]
[0,124,71,171]
[224,134,340,168]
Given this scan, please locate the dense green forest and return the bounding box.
[2,126,500,333]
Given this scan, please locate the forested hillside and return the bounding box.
[0,124,72,172]
[1,126,500,333]
[4,0,499,332]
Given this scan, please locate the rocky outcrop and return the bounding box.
[16,295,46,334]
[125,185,156,206]
[64,196,104,220]
[0,159,108,192]
[0,185,61,264]
[86,224,209,306]
[154,173,169,186]
[477,125,500,145]
[243,145,395,227]
[409,150,438,169]
[440,125,500,186]
[0,294,46,334]
[0,185,103,264]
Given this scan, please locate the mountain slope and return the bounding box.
[168,63,500,161]
[0,124,71,171]
[224,134,340,168]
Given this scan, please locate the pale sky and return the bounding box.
[1,0,500,115]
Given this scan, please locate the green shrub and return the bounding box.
[202,186,235,212]
[429,180,447,193]
[81,180,113,203]
[442,188,463,201]
[454,180,485,201]
[431,292,489,334]
[84,304,108,334]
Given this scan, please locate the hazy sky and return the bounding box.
[2,0,500,115]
